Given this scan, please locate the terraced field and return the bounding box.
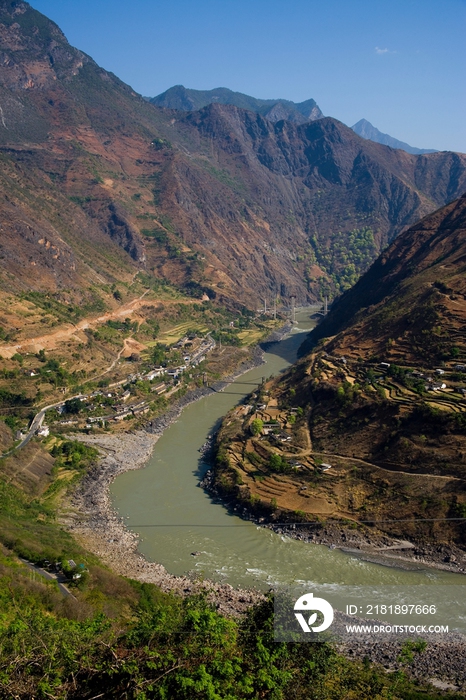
[214,349,466,544]
[157,321,210,345]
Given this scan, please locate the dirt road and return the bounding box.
[0,293,195,359]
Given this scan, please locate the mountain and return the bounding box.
[152,106,466,300]
[299,196,466,543]
[213,197,466,552]
[153,92,438,155]
[150,85,324,124]
[351,118,437,155]
[0,0,167,300]
[306,193,466,364]
[0,0,465,315]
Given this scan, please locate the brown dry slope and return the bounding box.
[307,193,466,363]
[0,1,466,312]
[212,196,466,554]
[152,106,466,302]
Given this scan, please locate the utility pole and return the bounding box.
[290,295,296,323]
[273,297,277,320]
[264,298,267,315]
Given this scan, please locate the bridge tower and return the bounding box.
[290,294,296,323]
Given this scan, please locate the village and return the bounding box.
[17,333,216,445]
[215,349,466,525]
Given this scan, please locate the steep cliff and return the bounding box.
[305,193,466,363]
[0,0,465,309]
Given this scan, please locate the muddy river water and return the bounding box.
[111,310,465,625]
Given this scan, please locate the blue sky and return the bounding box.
[30,0,466,152]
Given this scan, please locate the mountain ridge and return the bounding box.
[351,118,438,155]
[0,1,465,310]
[152,87,442,156]
[150,85,324,124]
[304,191,466,362]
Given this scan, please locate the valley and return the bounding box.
[0,1,465,697]
[211,196,466,563]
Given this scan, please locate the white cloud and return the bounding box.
[375,46,396,55]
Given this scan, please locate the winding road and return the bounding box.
[20,559,76,598]
[0,290,197,359]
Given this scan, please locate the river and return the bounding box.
[111,309,465,622]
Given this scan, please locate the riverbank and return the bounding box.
[59,320,466,690]
[201,469,466,575]
[61,334,291,616]
[335,620,466,692]
[269,521,466,574]
[63,431,263,616]
[64,431,466,690]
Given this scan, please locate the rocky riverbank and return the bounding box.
[335,618,466,692]
[201,469,466,575]
[270,521,466,574]
[62,340,278,616]
[63,431,263,617]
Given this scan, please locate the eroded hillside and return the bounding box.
[210,197,466,559]
[0,0,466,315]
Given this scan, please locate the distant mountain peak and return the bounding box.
[150,85,324,124]
[351,118,437,155]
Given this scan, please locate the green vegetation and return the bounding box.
[141,228,168,244]
[50,440,98,471]
[63,398,82,414]
[22,290,106,325]
[211,328,241,346]
[309,227,377,294]
[0,478,80,565]
[184,280,214,299]
[0,325,12,342]
[0,556,456,700]
[38,358,70,388]
[0,389,32,409]
[151,137,172,150]
[150,343,169,366]
[336,380,361,406]
[250,418,263,436]
[269,453,290,473]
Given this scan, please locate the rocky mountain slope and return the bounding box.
[306,193,466,363]
[212,198,466,550]
[150,85,324,124]
[351,118,437,155]
[0,0,466,312]
[153,107,466,299]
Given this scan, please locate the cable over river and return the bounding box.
[111,310,465,603]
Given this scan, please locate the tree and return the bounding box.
[151,343,167,366]
[269,453,283,471]
[64,398,82,414]
[250,418,263,436]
